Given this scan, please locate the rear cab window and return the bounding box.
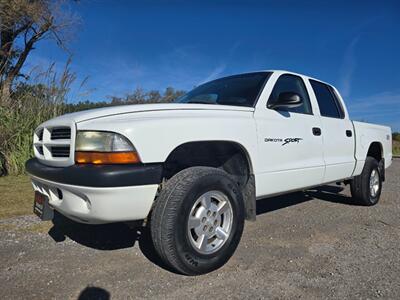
[309,79,345,118]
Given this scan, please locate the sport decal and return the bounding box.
[264,137,303,146]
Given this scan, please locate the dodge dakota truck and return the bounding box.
[26,70,392,275]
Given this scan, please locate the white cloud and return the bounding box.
[347,91,400,130]
[198,42,240,85]
[199,63,227,84]
[348,91,400,114]
[339,36,359,98]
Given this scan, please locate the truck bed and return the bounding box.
[352,121,392,176]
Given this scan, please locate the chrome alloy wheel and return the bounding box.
[369,169,380,197]
[187,190,233,255]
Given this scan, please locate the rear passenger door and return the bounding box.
[309,80,355,183]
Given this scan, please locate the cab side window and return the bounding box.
[309,79,344,118]
[267,74,312,114]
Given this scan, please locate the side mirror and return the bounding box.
[268,92,303,109]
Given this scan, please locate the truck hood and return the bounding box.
[45,103,255,125]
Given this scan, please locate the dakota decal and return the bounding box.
[264,137,303,146]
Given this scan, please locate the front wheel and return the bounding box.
[350,156,382,206]
[150,167,245,275]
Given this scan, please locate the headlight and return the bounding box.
[75,131,140,164]
[76,131,134,152]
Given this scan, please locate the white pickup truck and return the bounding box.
[26,70,392,275]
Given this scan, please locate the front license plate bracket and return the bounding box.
[33,192,54,221]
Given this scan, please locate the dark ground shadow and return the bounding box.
[48,212,175,272]
[77,286,110,300]
[48,184,355,273]
[49,212,137,250]
[305,185,357,205]
[256,184,355,216]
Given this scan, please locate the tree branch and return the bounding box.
[6,25,49,83]
[0,0,75,95]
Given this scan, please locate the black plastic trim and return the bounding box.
[378,158,385,182]
[312,127,322,136]
[25,158,163,187]
[252,71,273,108]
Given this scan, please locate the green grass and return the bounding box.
[393,141,400,156]
[0,175,54,232]
[0,175,34,219]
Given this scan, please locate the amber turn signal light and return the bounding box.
[75,151,141,164]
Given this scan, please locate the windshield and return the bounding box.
[175,72,271,107]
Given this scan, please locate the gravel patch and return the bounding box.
[0,159,399,299]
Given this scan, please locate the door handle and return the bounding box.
[346,130,352,137]
[312,127,321,136]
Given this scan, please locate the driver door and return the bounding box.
[254,74,325,197]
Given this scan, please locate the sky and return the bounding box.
[23,0,400,131]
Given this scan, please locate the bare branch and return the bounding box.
[0,0,77,96]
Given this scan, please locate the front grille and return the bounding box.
[51,146,70,158]
[34,125,74,166]
[51,127,71,140]
[35,145,44,155]
[37,129,43,141]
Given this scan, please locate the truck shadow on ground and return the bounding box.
[47,184,355,272]
[256,184,356,215]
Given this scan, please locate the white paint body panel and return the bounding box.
[30,175,158,224]
[352,121,393,174]
[307,83,356,183]
[253,71,325,195]
[29,70,393,223]
[77,108,259,170]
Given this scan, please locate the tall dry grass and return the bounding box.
[0,60,76,175]
[393,141,400,156]
[0,58,185,176]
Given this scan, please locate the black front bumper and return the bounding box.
[25,158,163,187]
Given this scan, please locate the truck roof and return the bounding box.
[248,70,334,88]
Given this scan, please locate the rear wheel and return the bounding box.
[350,156,382,206]
[150,166,245,275]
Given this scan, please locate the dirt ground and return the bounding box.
[0,159,399,300]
